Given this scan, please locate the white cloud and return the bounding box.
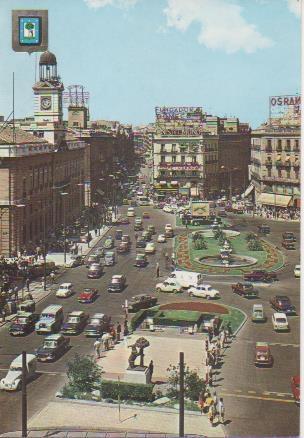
[287,0,301,17]
[164,0,273,54]
[84,0,138,9]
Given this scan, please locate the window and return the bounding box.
[278,168,282,177]
[286,170,291,179]
[160,144,165,152]
[160,155,165,163]
[286,139,291,149]
[192,156,197,163]
[172,144,176,153]
[295,139,299,150]
[181,156,185,163]
[267,139,272,149]
[277,139,282,151]
[172,156,176,163]
[267,168,271,177]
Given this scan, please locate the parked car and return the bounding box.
[0,354,36,391]
[104,251,115,266]
[243,270,276,283]
[56,283,74,298]
[128,294,158,313]
[294,265,300,278]
[282,239,295,250]
[251,304,266,322]
[155,280,182,293]
[168,270,203,289]
[61,311,89,335]
[165,228,174,238]
[291,376,300,404]
[66,255,84,268]
[108,275,126,293]
[258,224,270,234]
[282,231,296,242]
[77,288,98,303]
[117,242,130,254]
[269,296,296,315]
[35,305,64,334]
[254,342,273,367]
[87,263,103,279]
[35,334,70,362]
[145,242,156,254]
[127,207,135,217]
[136,238,147,248]
[157,234,166,243]
[104,237,114,249]
[272,312,289,331]
[84,313,112,337]
[188,284,220,299]
[232,282,258,298]
[9,312,39,336]
[134,253,148,267]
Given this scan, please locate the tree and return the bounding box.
[66,354,103,393]
[246,232,257,242]
[166,363,205,401]
[25,22,34,37]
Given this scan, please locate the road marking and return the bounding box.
[0,367,65,376]
[234,339,299,348]
[247,390,257,394]
[221,392,294,403]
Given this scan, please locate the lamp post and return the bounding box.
[60,193,68,264]
[220,166,239,200]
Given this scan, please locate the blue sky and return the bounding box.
[0,0,301,128]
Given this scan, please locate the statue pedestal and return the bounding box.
[124,366,151,384]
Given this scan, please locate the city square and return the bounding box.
[0,1,301,437]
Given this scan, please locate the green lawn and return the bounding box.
[154,310,202,322]
[219,306,246,334]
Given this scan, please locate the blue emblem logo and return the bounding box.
[19,17,41,45]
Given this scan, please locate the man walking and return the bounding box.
[116,322,122,342]
[218,397,225,424]
[94,338,101,359]
[25,277,30,292]
[156,262,160,278]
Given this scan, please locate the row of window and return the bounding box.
[264,168,299,179]
[160,156,197,164]
[159,171,199,177]
[265,138,299,150]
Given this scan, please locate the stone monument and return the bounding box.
[124,337,152,384]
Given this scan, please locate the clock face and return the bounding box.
[41,96,51,110]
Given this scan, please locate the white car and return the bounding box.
[294,265,300,278]
[272,312,289,331]
[188,284,220,299]
[145,242,156,254]
[127,207,135,217]
[56,283,74,298]
[157,234,166,243]
[163,205,173,213]
[156,280,182,293]
[165,224,173,231]
[0,354,36,391]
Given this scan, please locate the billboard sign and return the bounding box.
[155,106,203,121]
[191,201,210,217]
[269,94,301,121]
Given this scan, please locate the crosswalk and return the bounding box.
[220,388,295,403]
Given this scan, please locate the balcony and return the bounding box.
[158,162,201,171]
[265,148,272,153]
[262,175,300,184]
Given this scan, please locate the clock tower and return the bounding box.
[32,50,65,144]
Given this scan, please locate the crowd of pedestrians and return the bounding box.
[93,319,130,359]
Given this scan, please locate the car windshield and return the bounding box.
[90,319,101,325]
[16,317,27,324]
[60,286,69,290]
[67,317,80,323]
[10,365,23,372]
[41,313,55,319]
[254,310,263,315]
[276,317,287,323]
[43,340,56,348]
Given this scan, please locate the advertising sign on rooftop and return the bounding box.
[155,106,203,121]
[269,94,301,122]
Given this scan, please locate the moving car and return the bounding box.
[136,238,146,248]
[142,231,151,242]
[272,312,289,331]
[157,234,166,243]
[254,342,273,367]
[258,224,270,234]
[134,222,143,231]
[282,239,295,250]
[127,207,135,217]
[168,270,203,289]
[0,354,36,391]
[104,237,114,249]
[95,247,105,257]
[86,254,101,268]
[165,228,174,238]
[243,270,277,283]
[122,235,131,245]
[56,283,74,298]
[147,225,156,235]
[87,263,103,279]
[188,284,220,299]
[120,217,130,225]
[84,313,112,337]
[251,304,266,322]
[35,334,70,362]
[9,312,38,336]
[66,255,84,268]
[270,296,296,315]
[35,305,64,334]
[117,242,130,254]
[61,311,89,335]
[155,280,182,293]
[291,376,300,404]
[77,288,98,303]
[115,229,123,240]
[128,294,158,313]
[282,231,296,242]
[134,253,148,267]
[145,242,156,254]
[294,265,300,278]
[108,275,126,293]
[104,251,115,266]
[232,282,258,299]
[142,212,150,219]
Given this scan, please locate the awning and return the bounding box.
[243,184,254,198]
[190,187,199,197]
[257,193,292,207]
[159,181,167,185]
[171,181,179,186]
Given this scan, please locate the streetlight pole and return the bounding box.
[21,351,27,438]
[179,352,185,437]
[43,206,47,291]
[60,193,68,264]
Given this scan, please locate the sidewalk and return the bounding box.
[0,225,110,328]
[26,399,224,437]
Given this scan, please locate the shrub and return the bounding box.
[248,240,263,251]
[246,232,257,242]
[193,238,207,250]
[166,364,205,401]
[100,380,154,402]
[130,309,148,330]
[66,354,103,393]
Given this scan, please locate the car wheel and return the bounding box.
[207,295,211,300]
[173,289,177,293]
[189,292,193,297]
[156,288,162,293]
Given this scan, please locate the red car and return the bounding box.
[291,376,300,404]
[244,270,277,283]
[77,288,98,303]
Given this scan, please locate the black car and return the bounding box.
[270,296,296,315]
[128,294,158,312]
[136,238,146,248]
[9,312,38,336]
[35,334,70,362]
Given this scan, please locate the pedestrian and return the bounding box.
[116,322,122,342]
[198,391,205,414]
[218,398,225,424]
[208,368,213,387]
[156,262,160,278]
[50,271,55,284]
[148,360,154,382]
[135,233,138,241]
[94,338,101,358]
[25,277,30,292]
[213,391,218,407]
[13,285,18,301]
[205,339,209,352]
[123,319,129,337]
[208,326,213,342]
[226,322,233,338]
[208,401,215,426]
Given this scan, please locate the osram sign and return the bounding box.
[270,95,301,106]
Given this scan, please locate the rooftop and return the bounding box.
[0,125,47,145]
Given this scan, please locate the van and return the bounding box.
[0,354,37,391]
[127,207,135,217]
[252,304,266,322]
[167,270,203,289]
[35,304,64,334]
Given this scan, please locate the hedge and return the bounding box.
[130,309,147,330]
[100,380,154,402]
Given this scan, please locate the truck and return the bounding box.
[166,270,203,289]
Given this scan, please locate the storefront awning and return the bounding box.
[190,187,199,197]
[243,184,254,198]
[257,193,292,207]
[171,181,179,186]
[159,181,167,185]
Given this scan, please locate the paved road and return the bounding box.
[0,205,299,436]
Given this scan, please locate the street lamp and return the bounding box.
[60,192,69,264]
[220,166,239,200]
